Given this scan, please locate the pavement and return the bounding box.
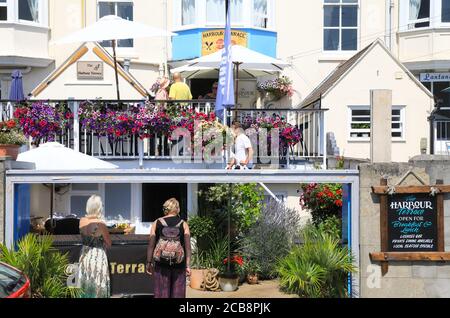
[186,280,298,298]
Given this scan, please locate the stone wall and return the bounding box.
[359,156,450,298]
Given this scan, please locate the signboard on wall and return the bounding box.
[237,79,257,108]
[420,73,450,82]
[387,193,438,252]
[77,61,104,80]
[202,29,248,56]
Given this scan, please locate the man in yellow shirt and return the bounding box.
[169,73,193,100]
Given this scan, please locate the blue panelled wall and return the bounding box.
[14,184,30,243]
[172,28,277,61]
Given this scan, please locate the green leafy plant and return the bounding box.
[317,215,342,241]
[188,216,215,240]
[202,235,230,270]
[0,234,80,298]
[200,183,265,235]
[242,258,261,276]
[277,225,356,298]
[242,200,301,279]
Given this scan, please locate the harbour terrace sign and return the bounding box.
[370,178,450,275]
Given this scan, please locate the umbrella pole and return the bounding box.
[227,183,232,274]
[112,39,121,101]
[234,62,242,108]
[50,184,55,230]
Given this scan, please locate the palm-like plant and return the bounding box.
[0,234,80,298]
[277,225,356,298]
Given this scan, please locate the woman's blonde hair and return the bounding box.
[163,198,180,216]
[85,195,104,219]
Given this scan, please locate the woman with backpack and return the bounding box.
[146,198,192,298]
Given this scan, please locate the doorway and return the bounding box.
[141,183,188,222]
[190,78,217,99]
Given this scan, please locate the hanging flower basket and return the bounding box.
[257,76,294,101]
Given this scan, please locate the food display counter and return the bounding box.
[52,234,153,297]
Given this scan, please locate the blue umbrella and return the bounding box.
[9,70,25,101]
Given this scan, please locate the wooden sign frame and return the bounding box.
[370,178,450,275]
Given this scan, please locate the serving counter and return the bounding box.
[52,234,153,297]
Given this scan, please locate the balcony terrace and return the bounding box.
[0,100,327,170]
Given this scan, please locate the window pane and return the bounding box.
[105,184,131,220]
[253,0,268,28]
[19,0,39,22]
[70,196,90,217]
[99,2,115,17]
[325,0,340,3]
[434,81,450,107]
[207,0,225,24]
[443,0,450,22]
[342,29,357,50]
[410,0,430,28]
[343,0,358,2]
[324,29,339,50]
[72,184,99,191]
[324,6,340,27]
[352,109,370,116]
[342,6,357,27]
[117,2,133,47]
[0,7,6,21]
[182,0,196,25]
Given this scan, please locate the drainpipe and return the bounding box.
[385,0,394,50]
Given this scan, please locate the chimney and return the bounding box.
[370,89,392,163]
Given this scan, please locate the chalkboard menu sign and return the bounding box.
[388,194,438,252]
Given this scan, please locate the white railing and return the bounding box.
[1,100,328,168]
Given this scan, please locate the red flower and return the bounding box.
[6,120,16,128]
[335,200,343,207]
[39,120,47,127]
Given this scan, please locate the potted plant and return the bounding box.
[188,216,215,290]
[219,255,243,292]
[190,251,208,290]
[243,259,261,285]
[0,119,27,160]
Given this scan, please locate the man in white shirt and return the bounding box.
[227,122,254,170]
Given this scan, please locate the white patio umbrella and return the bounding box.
[171,45,290,104]
[53,15,177,100]
[17,142,118,225]
[17,142,119,170]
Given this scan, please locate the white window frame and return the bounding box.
[173,0,276,31]
[97,0,134,48]
[68,184,105,217]
[348,106,406,142]
[0,0,48,27]
[348,106,371,141]
[398,0,450,31]
[323,0,359,53]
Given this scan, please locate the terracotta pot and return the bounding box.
[0,144,20,160]
[246,274,259,285]
[190,269,206,290]
[219,275,239,292]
